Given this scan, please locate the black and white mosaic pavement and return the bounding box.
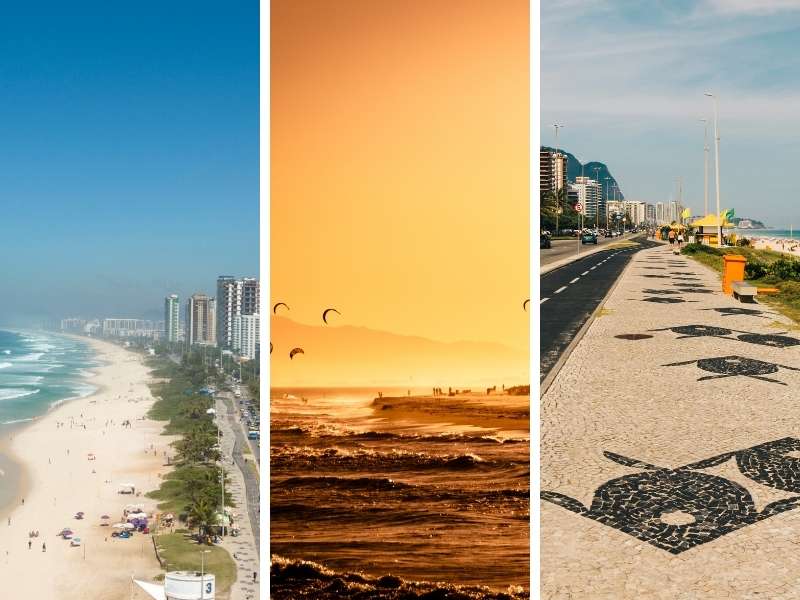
[701,307,776,318]
[541,438,800,554]
[648,324,800,348]
[664,355,800,384]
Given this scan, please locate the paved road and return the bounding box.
[221,393,260,553]
[540,236,659,381]
[541,232,637,267]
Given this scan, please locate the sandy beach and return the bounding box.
[750,236,800,258]
[0,336,174,599]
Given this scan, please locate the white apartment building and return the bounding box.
[232,313,260,360]
[164,294,180,342]
[102,319,161,338]
[216,276,260,349]
[570,176,603,220]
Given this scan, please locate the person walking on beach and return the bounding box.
[42,542,46,552]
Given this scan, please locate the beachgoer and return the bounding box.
[42,542,46,552]
[253,571,257,583]
[677,232,684,247]
[28,540,31,550]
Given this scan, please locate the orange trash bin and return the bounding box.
[722,255,746,295]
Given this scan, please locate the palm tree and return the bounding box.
[187,497,215,539]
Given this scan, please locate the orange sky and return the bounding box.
[271,0,529,353]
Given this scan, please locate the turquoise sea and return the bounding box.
[734,228,800,241]
[0,329,98,427]
[0,329,98,512]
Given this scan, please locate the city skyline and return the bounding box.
[0,1,258,326]
[542,0,800,226]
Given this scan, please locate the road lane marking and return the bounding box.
[590,266,597,270]
[554,286,567,294]
[569,277,579,284]
[581,271,589,276]
[540,298,549,304]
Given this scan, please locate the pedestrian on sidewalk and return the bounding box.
[677,232,684,247]
[668,229,676,245]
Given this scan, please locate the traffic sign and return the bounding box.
[575,202,583,212]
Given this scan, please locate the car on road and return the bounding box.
[581,230,598,244]
[540,231,552,249]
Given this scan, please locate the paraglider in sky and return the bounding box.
[289,347,304,360]
[523,299,530,312]
[270,342,273,354]
[322,308,341,324]
[273,302,290,314]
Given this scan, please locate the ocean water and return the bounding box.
[0,330,98,427]
[271,387,530,599]
[734,228,800,241]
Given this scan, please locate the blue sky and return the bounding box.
[1,1,258,325]
[541,0,800,226]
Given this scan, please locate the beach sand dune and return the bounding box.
[0,337,175,599]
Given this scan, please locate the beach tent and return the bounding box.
[133,579,166,600]
[118,483,136,494]
[113,522,135,529]
[127,511,148,519]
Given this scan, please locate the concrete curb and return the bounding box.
[539,241,649,398]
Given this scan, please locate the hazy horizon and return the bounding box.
[542,0,800,227]
[1,1,258,324]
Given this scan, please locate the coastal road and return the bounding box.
[540,236,659,382]
[541,232,636,267]
[221,393,261,553]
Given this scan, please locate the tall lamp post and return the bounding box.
[705,92,722,246]
[593,166,601,229]
[200,549,211,600]
[700,118,709,216]
[553,124,564,235]
[604,177,611,231]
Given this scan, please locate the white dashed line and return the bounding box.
[581,271,589,276]
[590,266,597,270]
[540,297,549,304]
[569,277,579,284]
[554,286,567,294]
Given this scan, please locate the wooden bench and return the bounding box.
[731,280,757,302]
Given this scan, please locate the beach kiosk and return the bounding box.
[134,572,215,600]
[691,214,732,245]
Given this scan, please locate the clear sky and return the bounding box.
[271,0,529,353]
[1,1,258,325]
[542,0,800,226]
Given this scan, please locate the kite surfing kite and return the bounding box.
[523,299,530,312]
[273,302,290,314]
[322,308,341,324]
[289,347,305,360]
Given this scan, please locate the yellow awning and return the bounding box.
[691,214,732,228]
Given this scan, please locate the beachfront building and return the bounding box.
[646,203,656,225]
[540,148,567,197]
[60,318,87,332]
[102,318,161,339]
[216,276,260,349]
[186,294,216,346]
[164,294,180,342]
[232,313,260,360]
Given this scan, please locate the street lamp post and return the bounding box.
[700,118,709,216]
[200,549,211,600]
[605,177,611,231]
[593,166,601,230]
[553,124,564,235]
[705,92,722,246]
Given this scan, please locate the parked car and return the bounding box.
[581,231,598,244]
[540,231,552,249]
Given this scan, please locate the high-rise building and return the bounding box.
[164,294,180,343]
[655,202,666,224]
[216,276,260,348]
[570,176,603,221]
[646,204,656,224]
[102,319,161,338]
[186,294,216,346]
[233,313,260,360]
[540,149,567,198]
